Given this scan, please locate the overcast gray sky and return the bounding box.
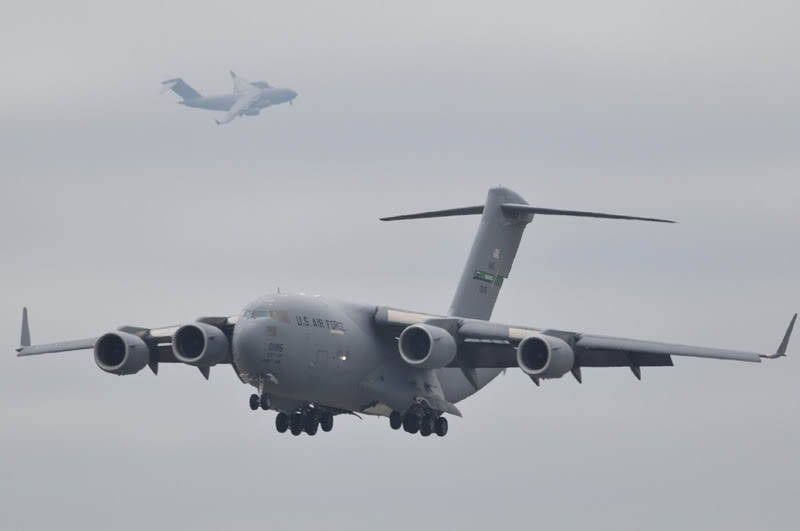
[1,1,799,529]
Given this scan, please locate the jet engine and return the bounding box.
[94,331,150,375]
[398,324,457,369]
[516,335,575,379]
[172,322,229,366]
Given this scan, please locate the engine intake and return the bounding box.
[398,324,457,369]
[94,331,150,375]
[172,322,229,366]
[516,335,575,380]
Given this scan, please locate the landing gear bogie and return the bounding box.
[274,409,334,436]
[394,409,449,437]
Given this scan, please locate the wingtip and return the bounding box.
[20,307,31,348]
[764,313,796,359]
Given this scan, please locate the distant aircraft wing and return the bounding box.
[215,91,263,125]
[229,70,258,93]
[375,307,795,381]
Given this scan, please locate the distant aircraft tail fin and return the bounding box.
[161,78,202,100]
[381,187,674,320]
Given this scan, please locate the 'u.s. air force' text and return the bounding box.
[296,315,346,332]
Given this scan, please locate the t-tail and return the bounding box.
[161,78,202,101]
[381,186,675,320]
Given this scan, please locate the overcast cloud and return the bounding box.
[1,1,798,530]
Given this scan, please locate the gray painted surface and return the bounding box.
[2,2,799,530]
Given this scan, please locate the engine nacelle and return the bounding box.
[516,335,575,380]
[172,322,229,366]
[398,323,457,369]
[94,331,150,375]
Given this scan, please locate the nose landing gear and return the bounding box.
[249,393,271,411]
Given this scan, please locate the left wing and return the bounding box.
[215,91,263,125]
[376,307,795,381]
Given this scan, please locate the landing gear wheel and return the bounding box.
[249,394,259,411]
[320,412,334,432]
[403,414,420,434]
[304,413,319,435]
[260,394,271,410]
[305,421,318,436]
[435,416,448,437]
[290,413,304,436]
[420,415,435,437]
[275,412,288,433]
[389,411,403,430]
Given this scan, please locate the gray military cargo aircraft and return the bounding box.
[161,71,297,125]
[16,187,795,438]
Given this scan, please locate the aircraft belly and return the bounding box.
[189,95,235,111]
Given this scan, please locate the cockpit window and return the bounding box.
[251,309,270,319]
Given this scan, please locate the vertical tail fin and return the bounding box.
[447,187,530,319]
[161,78,202,100]
[381,187,530,320]
[380,186,674,321]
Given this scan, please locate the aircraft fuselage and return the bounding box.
[232,294,502,415]
[180,88,297,112]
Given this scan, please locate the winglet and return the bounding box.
[762,313,796,359]
[20,307,31,348]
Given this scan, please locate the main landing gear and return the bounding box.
[275,410,334,436]
[249,393,333,436]
[389,410,448,437]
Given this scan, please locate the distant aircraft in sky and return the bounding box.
[161,71,297,125]
[15,187,795,438]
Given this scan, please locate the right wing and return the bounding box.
[215,91,263,125]
[16,309,240,379]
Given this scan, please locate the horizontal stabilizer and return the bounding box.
[380,203,674,224]
[500,204,676,224]
[161,78,202,100]
[380,205,484,221]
